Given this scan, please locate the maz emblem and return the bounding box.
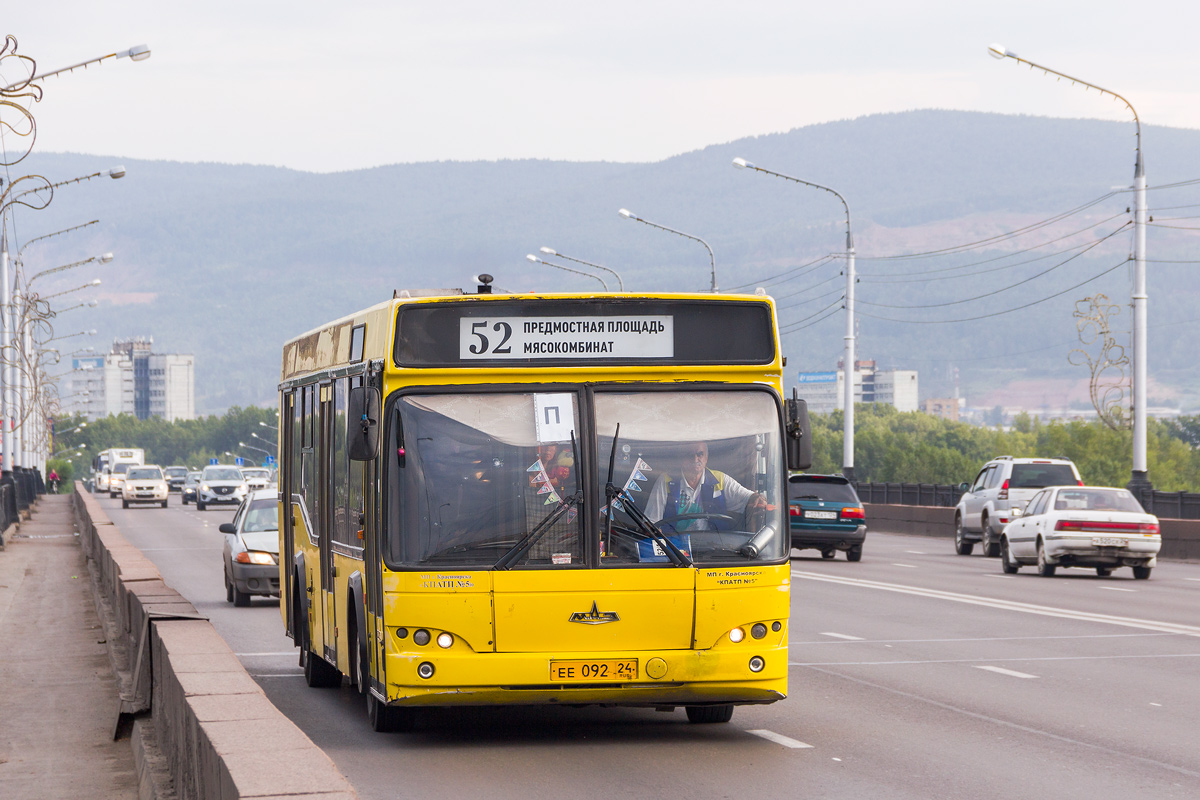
[569,601,620,625]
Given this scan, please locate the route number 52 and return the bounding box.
[467,320,513,355]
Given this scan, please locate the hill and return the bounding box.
[15,110,1200,413]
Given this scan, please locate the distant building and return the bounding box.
[70,338,195,422]
[921,397,961,422]
[796,360,918,414]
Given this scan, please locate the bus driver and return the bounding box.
[644,441,767,532]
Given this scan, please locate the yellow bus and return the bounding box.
[278,281,811,731]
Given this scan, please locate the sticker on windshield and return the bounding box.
[534,393,575,443]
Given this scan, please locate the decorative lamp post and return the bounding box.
[525,254,608,290]
[988,43,1149,491]
[618,209,717,292]
[538,247,624,290]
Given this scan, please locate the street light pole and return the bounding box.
[617,209,717,292]
[538,247,625,290]
[732,157,857,480]
[988,44,1149,490]
[525,254,608,290]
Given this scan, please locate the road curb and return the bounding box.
[73,482,358,799]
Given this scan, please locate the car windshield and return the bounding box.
[241,498,279,532]
[204,467,243,481]
[113,463,132,475]
[385,389,785,568]
[164,467,188,478]
[185,473,201,483]
[1053,489,1144,513]
[1010,463,1077,488]
[788,476,859,503]
[242,469,270,480]
[127,467,163,481]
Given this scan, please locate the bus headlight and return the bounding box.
[728,627,745,643]
[417,662,435,679]
[436,633,453,649]
[749,656,765,673]
[413,629,431,646]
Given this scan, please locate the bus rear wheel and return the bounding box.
[685,705,734,724]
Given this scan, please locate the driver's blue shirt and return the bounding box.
[645,468,755,531]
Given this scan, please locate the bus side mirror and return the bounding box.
[347,386,381,461]
[785,390,812,472]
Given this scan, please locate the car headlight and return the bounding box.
[236,483,248,493]
[234,551,277,565]
[201,484,210,492]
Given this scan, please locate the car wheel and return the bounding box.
[122,500,129,509]
[821,548,835,559]
[981,515,1000,557]
[1001,537,1020,574]
[1096,567,1113,577]
[1132,566,1152,580]
[1036,540,1056,577]
[225,572,234,603]
[954,515,974,556]
[161,499,169,508]
[304,649,341,688]
[197,500,205,511]
[233,585,251,607]
[846,545,863,562]
[183,496,189,505]
[686,705,734,724]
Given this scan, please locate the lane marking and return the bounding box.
[1100,586,1136,593]
[747,729,813,749]
[905,550,926,555]
[985,574,1015,579]
[892,563,918,568]
[235,651,297,657]
[790,653,1200,667]
[1185,578,1200,582]
[975,665,1038,679]
[1150,702,1162,707]
[804,666,1200,780]
[791,570,1200,636]
[819,632,863,641]
[795,631,1177,645]
[249,673,304,678]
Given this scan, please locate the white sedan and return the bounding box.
[121,465,170,509]
[1000,486,1160,579]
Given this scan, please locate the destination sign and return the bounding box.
[459,316,673,360]
[395,298,775,367]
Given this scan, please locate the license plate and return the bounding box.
[1092,537,1126,547]
[806,510,838,520]
[549,659,638,682]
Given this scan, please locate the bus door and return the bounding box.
[354,373,386,690]
[281,391,295,637]
[318,382,337,662]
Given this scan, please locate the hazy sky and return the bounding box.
[3,1,1198,173]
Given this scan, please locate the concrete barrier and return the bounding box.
[73,484,358,800]
[864,502,1200,561]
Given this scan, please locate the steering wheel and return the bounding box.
[657,512,738,530]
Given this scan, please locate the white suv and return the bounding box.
[954,456,1082,557]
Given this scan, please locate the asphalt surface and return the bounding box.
[102,492,1200,800]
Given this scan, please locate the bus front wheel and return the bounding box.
[685,705,734,724]
[367,691,415,733]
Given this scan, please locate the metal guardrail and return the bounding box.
[855,481,1200,521]
[854,482,965,508]
[0,481,17,537]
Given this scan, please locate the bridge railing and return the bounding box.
[854,482,1200,521]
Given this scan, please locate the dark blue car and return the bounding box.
[788,474,866,561]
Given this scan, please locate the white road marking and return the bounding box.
[790,653,1200,667]
[236,652,297,657]
[985,574,1014,578]
[791,570,1200,636]
[1186,578,1200,582]
[797,632,1175,645]
[819,632,863,641]
[747,729,813,749]
[905,550,925,555]
[1150,702,1162,707]
[892,563,918,568]
[1100,586,1136,592]
[249,673,304,678]
[975,665,1038,679]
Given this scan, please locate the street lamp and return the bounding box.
[2,45,151,91]
[525,254,608,290]
[42,279,101,301]
[539,247,624,291]
[28,253,113,285]
[239,441,272,459]
[988,43,1149,491]
[618,209,717,292]
[51,300,99,315]
[251,431,276,448]
[45,328,97,344]
[733,157,857,481]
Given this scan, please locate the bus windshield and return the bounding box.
[385,389,785,568]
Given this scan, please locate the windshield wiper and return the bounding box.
[495,490,583,569]
[496,431,584,570]
[604,424,691,567]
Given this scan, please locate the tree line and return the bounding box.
[46,403,1200,493]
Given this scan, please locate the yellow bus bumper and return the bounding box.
[382,644,788,708]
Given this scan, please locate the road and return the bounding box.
[102,492,1200,799]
